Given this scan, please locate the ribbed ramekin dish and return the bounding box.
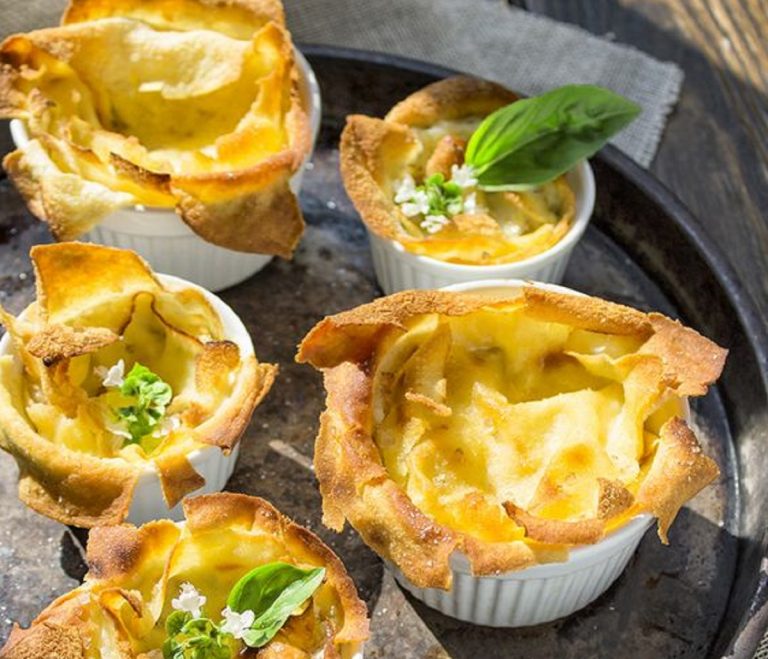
[390,514,652,627]
[0,273,254,525]
[385,277,683,627]
[9,49,322,293]
[368,161,595,294]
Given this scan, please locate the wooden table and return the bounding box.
[515,0,768,327]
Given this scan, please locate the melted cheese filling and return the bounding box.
[15,17,293,198]
[371,307,683,543]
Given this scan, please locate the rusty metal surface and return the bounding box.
[0,47,765,658]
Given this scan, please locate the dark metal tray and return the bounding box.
[0,46,766,659]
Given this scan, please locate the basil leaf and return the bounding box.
[465,84,640,189]
[115,362,173,445]
[227,562,326,648]
[419,175,464,217]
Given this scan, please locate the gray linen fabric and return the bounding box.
[283,0,683,167]
[2,0,682,166]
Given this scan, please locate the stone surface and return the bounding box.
[0,54,744,658]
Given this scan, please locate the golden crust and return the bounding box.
[314,366,460,589]
[633,417,720,543]
[2,138,138,241]
[425,135,466,178]
[26,324,119,366]
[642,314,728,396]
[108,152,172,196]
[339,115,420,242]
[339,76,576,265]
[503,503,605,545]
[86,519,182,582]
[172,150,304,258]
[14,451,141,528]
[62,0,286,34]
[522,287,653,336]
[597,478,635,520]
[2,598,88,659]
[1,494,369,658]
[154,453,207,509]
[297,289,510,368]
[384,76,519,126]
[297,287,727,588]
[0,243,276,526]
[0,0,310,257]
[31,242,159,325]
[255,642,309,659]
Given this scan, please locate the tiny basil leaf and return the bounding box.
[165,610,192,637]
[161,638,181,659]
[115,362,173,445]
[443,182,462,197]
[465,84,640,189]
[181,618,218,635]
[164,615,235,659]
[227,562,326,649]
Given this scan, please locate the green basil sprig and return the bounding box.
[227,562,326,648]
[421,173,464,216]
[464,84,641,191]
[162,612,236,659]
[162,563,326,656]
[115,363,172,444]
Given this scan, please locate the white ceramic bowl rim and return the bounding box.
[0,272,253,476]
[377,159,596,274]
[438,277,691,580]
[8,45,322,216]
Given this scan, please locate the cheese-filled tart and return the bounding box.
[0,0,311,257]
[0,493,369,658]
[297,285,726,590]
[0,243,276,526]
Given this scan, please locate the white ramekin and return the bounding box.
[0,273,254,525]
[385,277,684,627]
[368,161,596,294]
[9,48,322,293]
[391,516,652,628]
